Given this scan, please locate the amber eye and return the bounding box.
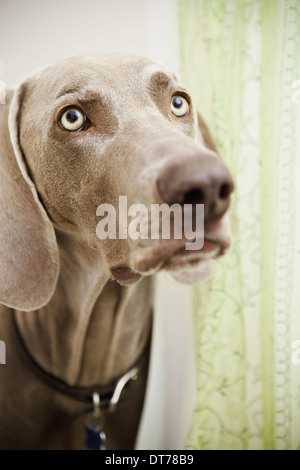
[60,108,86,131]
[170,95,189,117]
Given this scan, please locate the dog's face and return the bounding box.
[14,54,234,290]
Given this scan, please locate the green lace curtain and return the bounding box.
[177,0,300,450]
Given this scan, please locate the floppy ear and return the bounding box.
[196,112,218,153]
[0,83,59,311]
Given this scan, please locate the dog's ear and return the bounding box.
[0,83,59,311]
[196,112,218,153]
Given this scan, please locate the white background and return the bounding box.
[0,0,179,84]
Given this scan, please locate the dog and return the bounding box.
[0,54,234,449]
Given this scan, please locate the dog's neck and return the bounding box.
[15,227,153,386]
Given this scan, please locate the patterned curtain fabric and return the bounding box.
[177,0,300,450]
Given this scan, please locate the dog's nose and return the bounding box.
[156,156,234,222]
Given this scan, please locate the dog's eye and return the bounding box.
[60,108,86,131]
[170,95,189,117]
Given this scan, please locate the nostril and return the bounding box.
[219,183,233,199]
[182,188,205,205]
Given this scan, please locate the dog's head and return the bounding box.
[0,54,234,310]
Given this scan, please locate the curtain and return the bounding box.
[177,0,300,450]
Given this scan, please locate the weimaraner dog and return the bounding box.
[0,54,234,449]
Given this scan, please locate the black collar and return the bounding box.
[12,311,141,412]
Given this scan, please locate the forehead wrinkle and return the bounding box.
[54,87,114,110]
[142,63,176,81]
[145,70,173,89]
[144,67,187,95]
[54,75,118,103]
[56,85,82,100]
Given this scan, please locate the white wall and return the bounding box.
[0,0,179,84]
[0,0,195,450]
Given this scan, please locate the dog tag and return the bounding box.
[85,392,106,450]
[85,421,106,450]
[85,409,106,450]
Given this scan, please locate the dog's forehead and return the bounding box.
[32,55,178,100]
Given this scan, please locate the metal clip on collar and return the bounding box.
[108,366,138,412]
[85,367,139,450]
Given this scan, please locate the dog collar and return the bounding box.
[12,311,142,450]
